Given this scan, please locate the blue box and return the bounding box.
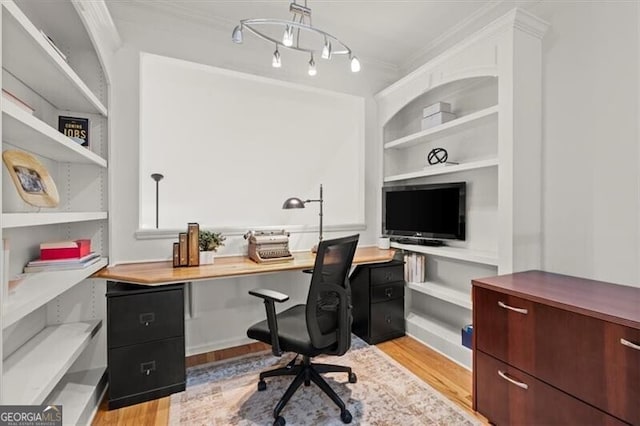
[461,324,473,349]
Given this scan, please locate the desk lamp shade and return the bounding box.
[282,197,305,209]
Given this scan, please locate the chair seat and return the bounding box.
[247,304,334,357]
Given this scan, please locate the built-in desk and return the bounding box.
[93,247,396,285]
[93,247,395,409]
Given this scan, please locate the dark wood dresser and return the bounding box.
[351,259,405,344]
[472,270,639,425]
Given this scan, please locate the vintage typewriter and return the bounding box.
[244,230,294,263]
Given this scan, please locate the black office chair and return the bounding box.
[247,234,360,426]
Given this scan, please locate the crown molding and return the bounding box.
[401,0,506,72]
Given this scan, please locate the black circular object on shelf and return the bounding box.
[427,148,448,165]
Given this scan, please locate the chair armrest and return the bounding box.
[322,283,351,355]
[249,288,289,303]
[248,288,289,356]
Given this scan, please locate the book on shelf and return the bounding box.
[24,253,101,273]
[2,89,35,115]
[403,253,426,283]
[40,239,91,260]
[58,116,90,147]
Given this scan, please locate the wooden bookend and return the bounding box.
[187,223,199,266]
[178,233,188,266]
[173,242,180,268]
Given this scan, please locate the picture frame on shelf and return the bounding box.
[2,150,60,208]
[58,116,90,147]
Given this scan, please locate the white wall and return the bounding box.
[532,1,639,286]
[107,4,397,352]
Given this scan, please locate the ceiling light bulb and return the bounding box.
[308,56,317,76]
[272,48,282,68]
[321,40,332,60]
[350,56,361,73]
[282,25,294,47]
[232,25,243,44]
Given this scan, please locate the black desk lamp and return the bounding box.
[282,184,323,253]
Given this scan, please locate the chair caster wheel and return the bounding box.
[341,410,352,424]
[258,380,267,391]
[273,416,286,426]
[348,372,357,383]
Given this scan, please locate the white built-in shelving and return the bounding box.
[3,258,108,328]
[2,320,102,405]
[405,312,472,368]
[391,242,498,266]
[384,157,498,183]
[2,212,108,229]
[407,281,472,310]
[46,367,107,426]
[1,0,115,413]
[1,0,107,116]
[2,102,107,167]
[383,105,499,150]
[377,9,547,369]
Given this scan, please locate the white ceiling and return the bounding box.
[107,0,526,72]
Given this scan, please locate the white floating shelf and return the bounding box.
[3,258,108,329]
[2,212,108,229]
[384,105,499,150]
[391,242,498,266]
[2,0,107,116]
[407,281,472,310]
[46,367,107,426]
[384,158,498,182]
[3,320,102,405]
[406,312,471,369]
[2,103,107,167]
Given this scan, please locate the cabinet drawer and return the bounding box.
[108,337,185,401]
[371,281,404,303]
[369,298,404,343]
[108,288,184,348]
[370,264,404,286]
[475,351,626,426]
[474,286,640,424]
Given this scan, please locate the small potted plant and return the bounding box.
[199,230,225,265]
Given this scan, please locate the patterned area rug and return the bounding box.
[169,337,480,425]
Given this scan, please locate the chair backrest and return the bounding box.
[306,234,359,356]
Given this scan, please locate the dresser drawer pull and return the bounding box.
[385,288,393,298]
[139,312,155,326]
[498,301,528,315]
[140,360,156,376]
[498,370,529,390]
[620,338,640,351]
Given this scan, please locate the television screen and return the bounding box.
[382,182,466,240]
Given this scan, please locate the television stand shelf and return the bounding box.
[391,238,444,247]
[390,242,498,266]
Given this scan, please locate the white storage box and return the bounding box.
[421,111,456,130]
[422,102,451,117]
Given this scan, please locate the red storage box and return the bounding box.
[40,239,91,260]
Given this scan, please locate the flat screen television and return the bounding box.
[382,182,466,241]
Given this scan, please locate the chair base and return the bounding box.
[258,356,356,424]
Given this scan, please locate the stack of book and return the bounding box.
[24,240,100,273]
[403,252,426,283]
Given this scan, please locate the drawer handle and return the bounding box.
[498,301,528,315]
[385,315,392,324]
[385,288,393,298]
[620,338,640,351]
[498,370,528,390]
[140,360,156,376]
[139,312,155,326]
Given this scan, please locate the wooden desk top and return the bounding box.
[93,247,396,286]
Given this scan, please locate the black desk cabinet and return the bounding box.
[106,281,186,409]
[351,260,405,344]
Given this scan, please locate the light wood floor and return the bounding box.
[93,336,484,425]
